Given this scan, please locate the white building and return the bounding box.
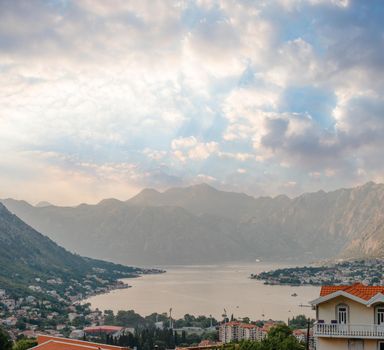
[219,321,265,343]
[310,282,384,350]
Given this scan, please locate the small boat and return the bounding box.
[291,293,298,297]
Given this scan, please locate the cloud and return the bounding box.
[171,136,219,161]
[0,0,384,203]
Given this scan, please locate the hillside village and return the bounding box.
[0,279,129,339]
[0,266,161,340]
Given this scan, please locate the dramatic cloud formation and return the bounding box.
[0,0,383,204]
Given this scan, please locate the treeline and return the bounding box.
[101,328,212,350]
[99,324,305,350]
[103,310,219,329]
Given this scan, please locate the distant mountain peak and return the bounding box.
[188,183,218,191]
[35,201,53,208]
[139,188,161,195]
[361,181,377,188]
[97,198,123,206]
[128,188,161,203]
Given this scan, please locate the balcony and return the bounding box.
[314,322,384,339]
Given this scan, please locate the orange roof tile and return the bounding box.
[35,335,130,350]
[240,324,258,329]
[320,283,384,301]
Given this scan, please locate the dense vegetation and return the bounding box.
[0,327,13,350]
[82,311,218,350]
[102,327,216,350]
[99,324,304,350]
[103,310,219,329]
[0,328,37,350]
[288,315,313,329]
[12,338,38,350]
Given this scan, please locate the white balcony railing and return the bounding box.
[314,323,384,339]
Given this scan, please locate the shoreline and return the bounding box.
[80,268,166,305]
[83,263,317,320]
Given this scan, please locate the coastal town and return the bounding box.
[0,293,313,349]
[0,285,104,340]
[7,279,384,350]
[251,259,384,286]
[4,258,381,348]
[0,264,313,348]
[0,267,163,341]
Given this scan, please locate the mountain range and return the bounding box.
[2,182,384,265]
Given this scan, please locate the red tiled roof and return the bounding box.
[320,283,384,301]
[240,324,258,329]
[34,335,130,350]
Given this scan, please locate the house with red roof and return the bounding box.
[29,335,130,350]
[310,283,384,350]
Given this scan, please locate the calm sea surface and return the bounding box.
[86,262,319,322]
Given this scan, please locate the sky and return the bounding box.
[1,0,384,205]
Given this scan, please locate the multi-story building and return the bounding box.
[240,323,265,341]
[219,321,240,343]
[219,321,265,343]
[310,282,384,350]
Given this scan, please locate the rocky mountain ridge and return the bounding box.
[2,182,384,265]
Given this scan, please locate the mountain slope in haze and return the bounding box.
[2,182,384,265]
[0,203,143,297]
[1,199,250,265]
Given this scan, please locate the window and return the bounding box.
[378,341,384,350]
[337,304,348,324]
[376,306,384,325]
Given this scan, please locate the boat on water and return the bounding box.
[291,293,298,297]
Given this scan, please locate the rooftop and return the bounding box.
[320,282,384,301]
[31,335,130,350]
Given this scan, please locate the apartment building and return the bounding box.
[219,321,265,343]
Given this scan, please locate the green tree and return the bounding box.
[288,315,312,330]
[0,328,13,350]
[13,338,38,350]
[104,310,115,324]
[263,324,304,350]
[185,333,201,345]
[115,310,144,327]
[268,324,293,340]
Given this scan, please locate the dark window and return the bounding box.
[377,307,384,325]
[337,305,347,324]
